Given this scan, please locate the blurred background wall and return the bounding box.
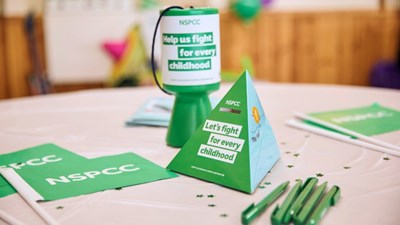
[0,0,399,99]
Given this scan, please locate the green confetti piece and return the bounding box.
[56,206,64,210]
[220,214,228,218]
[287,165,294,168]
[264,182,271,185]
[383,157,390,161]
[208,204,216,207]
[343,166,351,169]
[316,173,324,177]
[196,194,204,198]
[258,185,266,189]
[207,194,215,198]
[293,153,300,157]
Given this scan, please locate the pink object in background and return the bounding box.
[262,0,273,6]
[103,41,128,62]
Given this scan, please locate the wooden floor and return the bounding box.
[0,10,399,99]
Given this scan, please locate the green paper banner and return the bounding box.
[0,143,87,198]
[309,103,400,136]
[1,144,177,201]
[21,152,177,200]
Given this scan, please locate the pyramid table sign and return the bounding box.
[167,71,280,193]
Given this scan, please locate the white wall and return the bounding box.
[267,0,379,11]
[5,0,397,17]
[44,0,138,84]
[3,0,43,16]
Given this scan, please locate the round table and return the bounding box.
[0,82,399,225]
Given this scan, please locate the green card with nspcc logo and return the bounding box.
[0,143,87,198]
[20,152,177,200]
[0,144,176,200]
[308,103,400,136]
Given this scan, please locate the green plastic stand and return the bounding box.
[164,83,219,148]
[166,92,212,148]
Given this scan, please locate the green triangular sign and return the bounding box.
[167,71,280,193]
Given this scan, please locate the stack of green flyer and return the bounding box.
[0,144,177,201]
[125,97,220,127]
[125,97,173,127]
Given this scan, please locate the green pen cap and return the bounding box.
[293,181,328,225]
[242,181,290,225]
[271,180,302,225]
[304,185,341,225]
[283,177,319,224]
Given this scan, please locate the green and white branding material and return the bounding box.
[0,144,87,198]
[308,103,400,136]
[161,8,220,86]
[22,152,177,200]
[160,8,221,148]
[167,71,280,193]
[0,144,177,201]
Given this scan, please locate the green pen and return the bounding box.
[241,181,290,225]
[283,177,319,224]
[293,181,328,225]
[304,185,341,225]
[271,180,302,225]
